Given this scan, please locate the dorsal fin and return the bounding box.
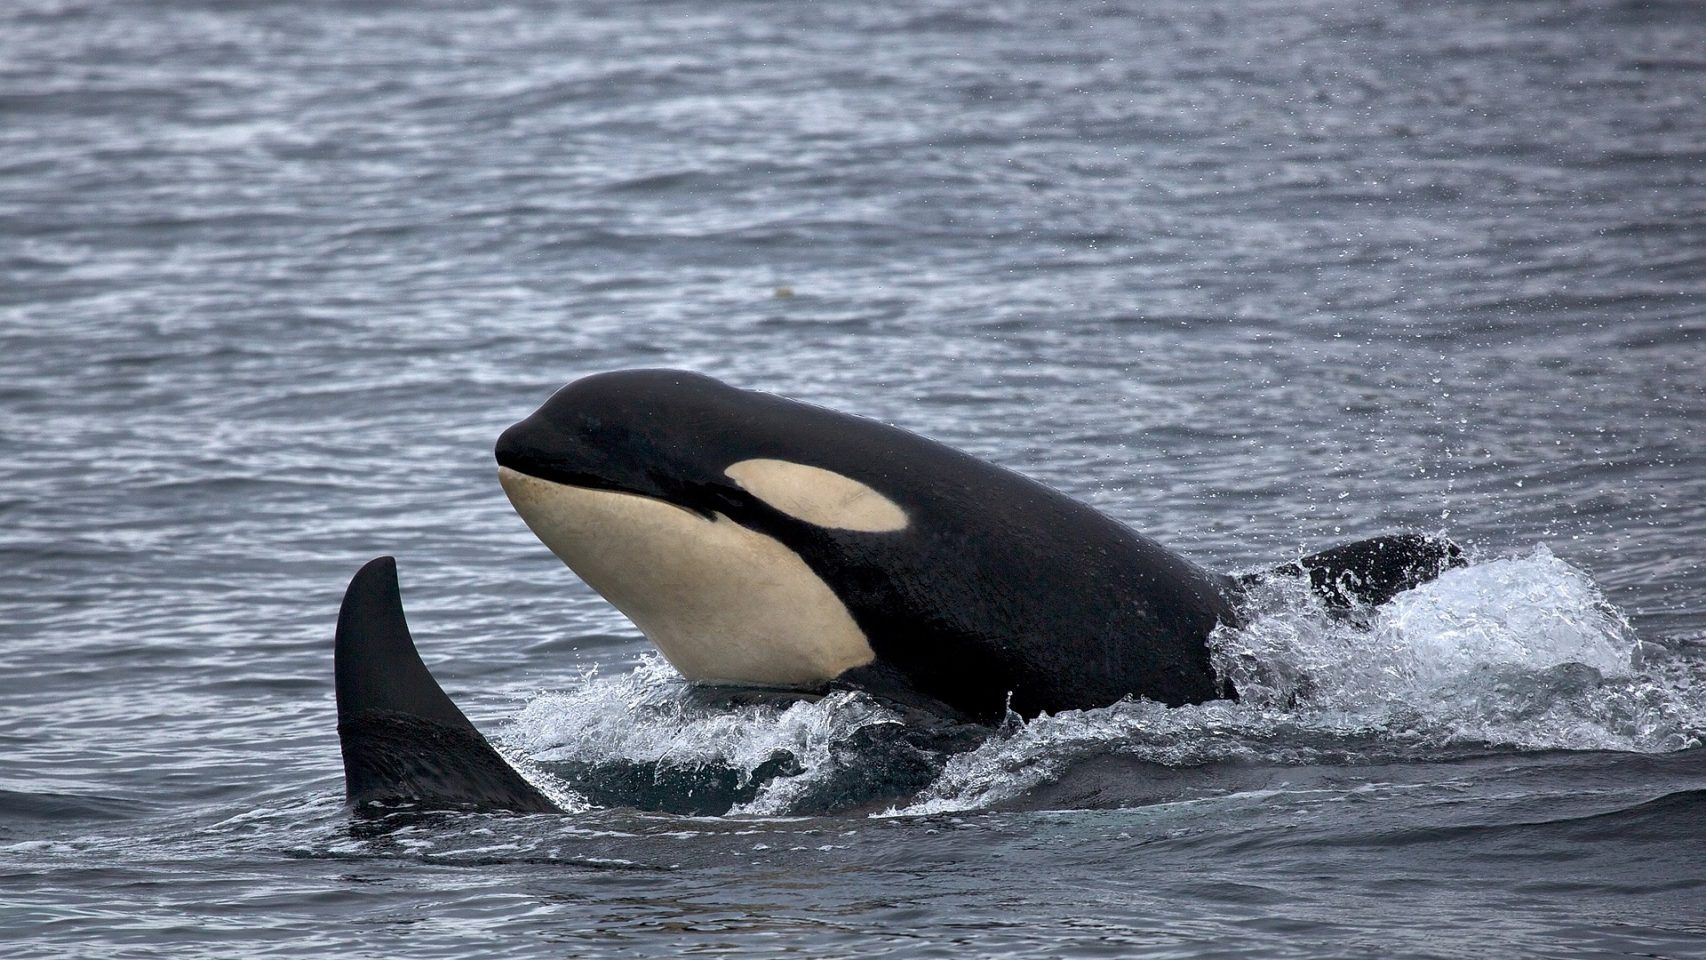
[334,557,557,813]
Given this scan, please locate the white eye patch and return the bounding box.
[724,459,909,533]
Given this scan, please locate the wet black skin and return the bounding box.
[496,370,1463,722]
[335,557,559,813]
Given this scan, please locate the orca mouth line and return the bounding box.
[496,466,715,523]
[494,424,628,494]
[491,453,640,500]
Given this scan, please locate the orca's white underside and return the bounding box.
[498,466,878,688]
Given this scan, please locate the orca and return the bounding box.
[335,556,559,813]
[495,369,1463,722]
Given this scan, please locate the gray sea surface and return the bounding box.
[2,0,1704,957]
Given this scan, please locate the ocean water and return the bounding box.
[3,0,1704,956]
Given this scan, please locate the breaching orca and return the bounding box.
[494,369,1463,722]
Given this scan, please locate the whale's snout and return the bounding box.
[494,413,555,479]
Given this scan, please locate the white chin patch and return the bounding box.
[723,459,909,533]
[497,466,875,688]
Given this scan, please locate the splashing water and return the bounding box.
[1215,544,1639,713]
[504,659,909,815]
[899,546,1701,815]
[505,547,1703,818]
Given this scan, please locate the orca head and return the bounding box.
[495,370,914,689]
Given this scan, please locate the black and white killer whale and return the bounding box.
[493,369,1463,721]
[335,369,1462,811]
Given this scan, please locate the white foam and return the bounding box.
[502,657,900,814]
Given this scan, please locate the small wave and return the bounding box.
[1487,785,1705,841]
[0,788,141,825]
[1322,782,1706,853]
